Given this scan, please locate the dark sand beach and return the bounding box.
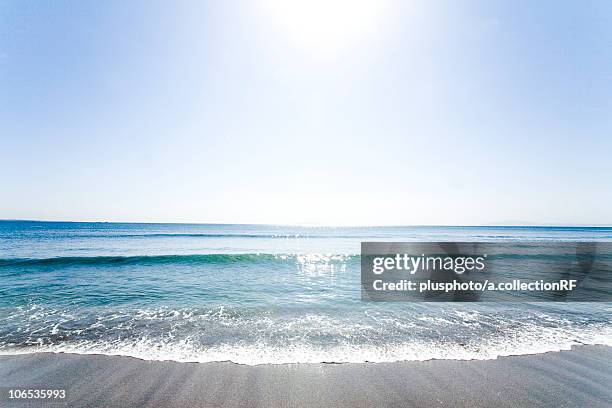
[0,345,610,407]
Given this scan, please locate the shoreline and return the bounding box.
[1,345,610,407]
[0,341,609,366]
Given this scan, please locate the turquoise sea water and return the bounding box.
[0,221,610,364]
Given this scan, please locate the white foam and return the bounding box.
[1,324,610,365]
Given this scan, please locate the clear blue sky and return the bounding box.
[1,1,610,225]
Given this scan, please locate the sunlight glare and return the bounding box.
[259,0,392,55]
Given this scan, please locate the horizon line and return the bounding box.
[1,219,611,228]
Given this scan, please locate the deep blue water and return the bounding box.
[0,221,610,364]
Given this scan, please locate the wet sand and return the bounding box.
[0,345,610,407]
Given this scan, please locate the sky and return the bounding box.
[1,0,611,226]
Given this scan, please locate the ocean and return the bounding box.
[0,221,610,365]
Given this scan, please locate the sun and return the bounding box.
[258,0,391,56]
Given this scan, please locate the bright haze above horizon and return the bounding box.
[1,1,611,226]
